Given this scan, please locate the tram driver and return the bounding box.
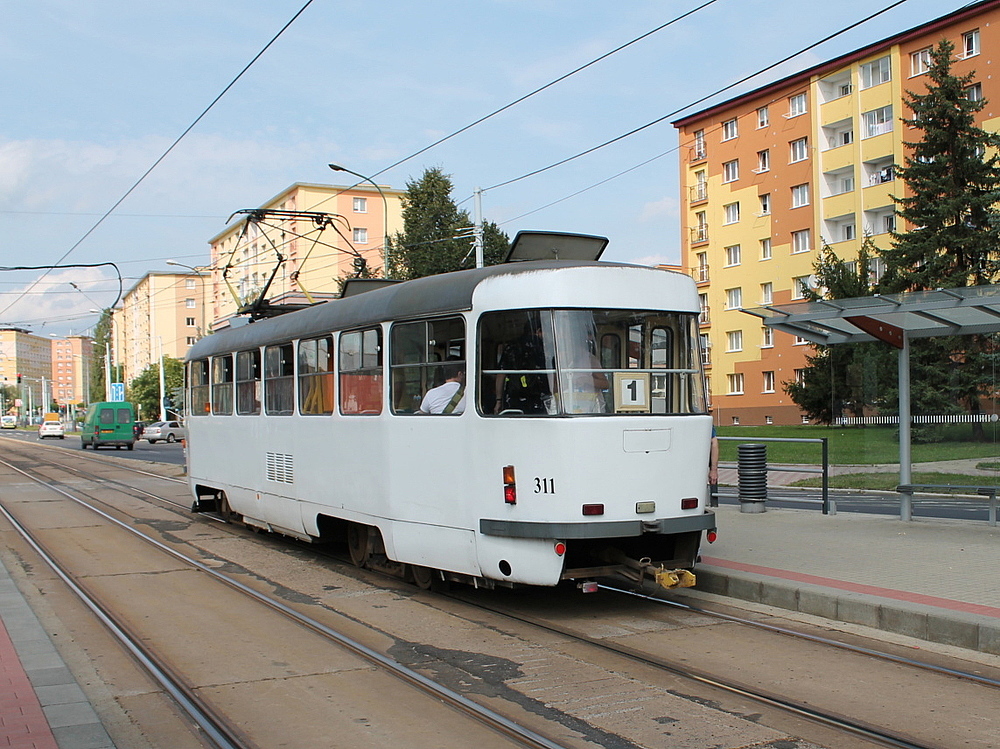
[418,361,466,414]
[494,321,552,414]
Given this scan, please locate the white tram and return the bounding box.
[185,233,717,590]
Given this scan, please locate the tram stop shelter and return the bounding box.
[743,285,1000,518]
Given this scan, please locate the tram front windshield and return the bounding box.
[479,309,706,416]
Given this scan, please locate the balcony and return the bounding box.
[699,309,711,326]
[689,145,707,163]
[690,226,709,246]
[692,265,710,284]
[689,183,708,203]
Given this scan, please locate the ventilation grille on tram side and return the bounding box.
[266,452,294,484]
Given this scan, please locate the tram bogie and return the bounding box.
[184,246,716,592]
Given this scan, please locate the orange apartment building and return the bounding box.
[207,182,404,327]
[673,0,1000,425]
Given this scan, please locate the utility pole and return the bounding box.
[473,187,484,269]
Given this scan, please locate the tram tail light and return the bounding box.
[706,530,718,543]
[554,542,566,556]
[503,465,516,504]
[581,504,604,516]
[681,497,699,510]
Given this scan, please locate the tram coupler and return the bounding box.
[653,567,696,590]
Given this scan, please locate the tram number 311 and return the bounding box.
[534,478,556,494]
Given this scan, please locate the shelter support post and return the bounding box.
[898,334,912,522]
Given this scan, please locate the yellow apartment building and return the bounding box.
[207,182,404,326]
[0,328,56,417]
[115,271,211,383]
[673,0,1000,425]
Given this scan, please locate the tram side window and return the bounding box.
[264,343,295,415]
[189,359,209,415]
[211,355,234,415]
[236,350,261,415]
[340,328,382,414]
[299,336,334,415]
[390,317,465,414]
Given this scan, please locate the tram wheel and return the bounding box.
[347,523,371,568]
[410,565,435,590]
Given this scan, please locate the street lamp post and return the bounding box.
[328,164,390,276]
[166,260,209,337]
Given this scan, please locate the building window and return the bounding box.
[722,118,738,141]
[859,56,891,89]
[185,278,196,289]
[732,415,741,425]
[791,183,810,208]
[863,106,893,138]
[726,287,743,310]
[788,93,807,117]
[792,229,811,254]
[760,282,773,305]
[699,293,710,324]
[353,227,368,244]
[963,29,980,58]
[353,197,368,213]
[756,149,770,173]
[692,170,708,201]
[695,252,709,283]
[186,317,196,327]
[760,237,772,260]
[757,106,769,128]
[966,83,983,102]
[725,245,741,266]
[727,373,744,394]
[693,211,709,243]
[790,137,809,163]
[724,202,740,225]
[911,48,932,76]
[693,129,707,160]
[792,275,812,299]
[758,193,771,216]
[723,159,739,183]
[761,326,774,348]
[726,330,743,352]
[842,222,856,242]
[185,298,196,308]
[762,371,775,393]
[765,415,774,425]
[794,369,806,385]
[186,336,197,345]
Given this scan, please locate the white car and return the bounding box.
[38,421,65,439]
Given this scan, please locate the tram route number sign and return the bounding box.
[110,382,126,402]
[613,372,650,413]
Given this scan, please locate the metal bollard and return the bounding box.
[738,443,767,513]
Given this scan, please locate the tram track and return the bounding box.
[0,447,571,749]
[4,443,998,748]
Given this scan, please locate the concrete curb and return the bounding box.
[696,566,1000,655]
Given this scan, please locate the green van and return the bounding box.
[81,402,136,450]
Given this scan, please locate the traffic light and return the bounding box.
[16,373,21,384]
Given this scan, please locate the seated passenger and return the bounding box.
[418,362,465,414]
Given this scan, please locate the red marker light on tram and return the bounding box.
[706,530,718,544]
[681,497,699,510]
[581,504,604,516]
[554,542,566,556]
[503,465,516,504]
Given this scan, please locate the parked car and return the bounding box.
[38,421,65,439]
[142,420,186,444]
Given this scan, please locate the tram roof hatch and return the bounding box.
[504,231,608,263]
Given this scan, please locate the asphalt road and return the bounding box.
[0,429,188,466]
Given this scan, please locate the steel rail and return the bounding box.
[0,455,569,749]
[601,584,1000,689]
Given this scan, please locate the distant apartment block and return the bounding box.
[673,0,1000,425]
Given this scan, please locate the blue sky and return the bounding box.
[0,0,978,335]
